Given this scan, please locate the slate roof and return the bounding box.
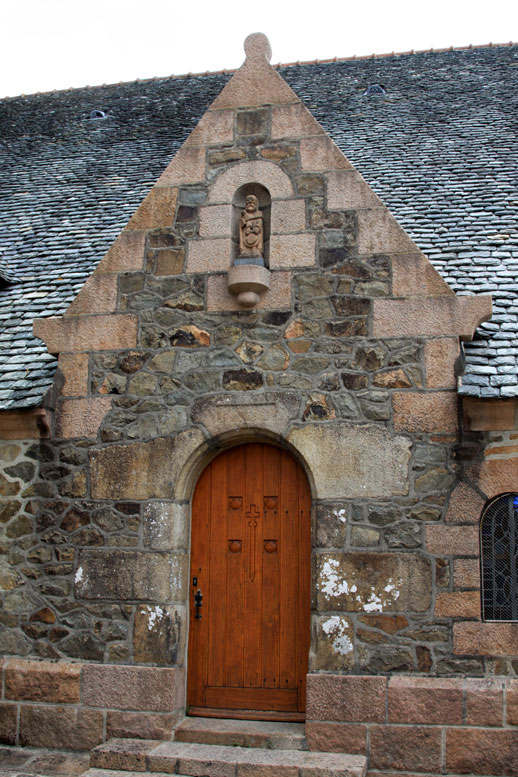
[1,43,518,410]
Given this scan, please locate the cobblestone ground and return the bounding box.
[0,747,89,777]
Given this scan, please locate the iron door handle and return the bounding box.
[194,588,203,619]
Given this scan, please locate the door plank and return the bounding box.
[225,446,245,688]
[297,466,311,712]
[262,446,280,688]
[279,451,298,692]
[187,465,211,708]
[188,706,305,722]
[243,444,263,689]
[205,686,297,711]
[207,454,228,689]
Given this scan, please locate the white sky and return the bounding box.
[1,0,517,98]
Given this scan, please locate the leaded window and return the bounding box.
[481,493,518,621]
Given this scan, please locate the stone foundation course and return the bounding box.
[306,674,518,776]
[2,658,518,776]
[0,659,184,749]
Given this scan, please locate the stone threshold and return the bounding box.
[174,716,308,750]
[88,738,367,777]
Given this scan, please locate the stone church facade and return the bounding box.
[2,33,518,776]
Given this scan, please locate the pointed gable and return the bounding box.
[33,32,491,439]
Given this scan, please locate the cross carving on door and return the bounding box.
[247,503,260,582]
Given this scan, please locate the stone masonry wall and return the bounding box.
[1,441,45,657]
[22,80,494,679]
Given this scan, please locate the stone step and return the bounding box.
[88,738,367,777]
[174,716,308,750]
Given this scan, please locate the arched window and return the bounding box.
[481,493,518,620]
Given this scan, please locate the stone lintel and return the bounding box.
[373,295,492,340]
[191,392,300,438]
[33,314,137,355]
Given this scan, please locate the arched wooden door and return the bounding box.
[187,443,311,719]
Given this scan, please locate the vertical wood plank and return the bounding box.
[225,446,245,687]
[279,450,298,691]
[262,446,280,688]
[207,453,228,688]
[297,465,311,712]
[243,444,263,688]
[187,465,211,707]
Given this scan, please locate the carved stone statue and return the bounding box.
[239,195,263,258]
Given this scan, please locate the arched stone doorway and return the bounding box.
[187,442,311,720]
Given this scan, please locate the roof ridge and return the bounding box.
[1,40,517,101]
[277,40,517,67]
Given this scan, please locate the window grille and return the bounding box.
[481,493,518,621]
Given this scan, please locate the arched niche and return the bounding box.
[231,183,271,268]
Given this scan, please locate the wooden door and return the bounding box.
[187,443,311,719]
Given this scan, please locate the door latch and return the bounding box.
[194,589,203,619]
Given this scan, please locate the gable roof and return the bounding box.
[1,42,517,410]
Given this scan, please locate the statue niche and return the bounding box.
[228,183,271,308]
[239,194,264,259]
[231,183,270,268]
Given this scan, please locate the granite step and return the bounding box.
[174,717,308,750]
[88,738,367,777]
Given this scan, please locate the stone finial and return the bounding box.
[244,33,272,64]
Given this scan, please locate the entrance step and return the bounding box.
[87,738,367,777]
[174,716,307,750]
